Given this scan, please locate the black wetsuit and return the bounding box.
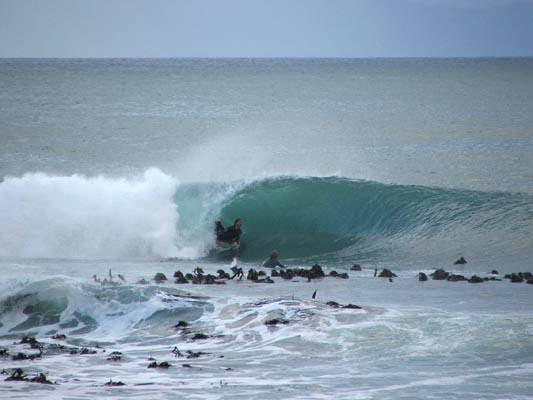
[217,226,241,243]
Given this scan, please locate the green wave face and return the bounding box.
[216,177,533,262]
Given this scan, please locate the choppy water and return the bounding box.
[0,58,532,399]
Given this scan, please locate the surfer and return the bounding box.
[216,218,242,244]
[262,250,286,268]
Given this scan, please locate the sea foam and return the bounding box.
[0,168,181,259]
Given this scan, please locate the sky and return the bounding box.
[1,0,532,58]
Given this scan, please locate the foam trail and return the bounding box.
[0,168,181,259]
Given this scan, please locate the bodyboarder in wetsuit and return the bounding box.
[216,218,242,244]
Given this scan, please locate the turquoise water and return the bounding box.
[0,58,532,399]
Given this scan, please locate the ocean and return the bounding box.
[0,58,532,399]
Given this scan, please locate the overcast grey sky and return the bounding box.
[1,0,532,58]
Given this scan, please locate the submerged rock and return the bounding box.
[378,269,397,278]
[418,272,428,281]
[350,264,362,271]
[154,273,168,283]
[430,269,449,280]
[468,275,484,283]
[247,269,259,281]
[148,361,171,368]
[264,318,290,326]
[454,257,467,265]
[175,320,188,329]
[217,269,231,279]
[505,273,524,283]
[329,271,349,279]
[51,334,66,340]
[191,333,210,340]
[29,373,53,384]
[326,301,362,309]
[105,379,125,386]
[447,274,467,282]
[5,368,26,382]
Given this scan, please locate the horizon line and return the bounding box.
[2,55,533,60]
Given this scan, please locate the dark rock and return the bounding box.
[186,350,207,359]
[271,269,279,277]
[447,274,467,282]
[185,273,194,280]
[247,269,259,281]
[136,278,148,284]
[454,257,467,265]
[13,347,42,360]
[280,269,295,280]
[105,379,125,386]
[418,272,428,281]
[175,320,188,329]
[0,347,8,357]
[30,373,53,384]
[149,361,171,368]
[107,351,123,361]
[351,264,362,271]
[310,264,325,279]
[217,269,230,279]
[52,334,66,340]
[258,270,266,277]
[5,368,26,382]
[491,270,499,275]
[468,275,484,283]
[342,304,362,309]
[174,271,188,284]
[527,279,533,285]
[256,277,274,283]
[520,272,533,280]
[20,336,39,346]
[326,301,361,309]
[264,319,289,326]
[182,364,192,368]
[430,269,449,280]
[508,273,524,283]
[191,333,210,340]
[378,269,397,278]
[79,347,97,355]
[153,273,167,282]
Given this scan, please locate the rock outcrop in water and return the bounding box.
[454,257,467,265]
[351,263,362,271]
[326,301,362,309]
[378,269,397,278]
[418,272,428,281]
[153,273,167,283]
[430,269,449,280]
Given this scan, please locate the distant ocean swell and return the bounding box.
[0,169,531,262]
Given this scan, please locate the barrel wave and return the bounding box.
[216,177,533,263]
[1,170,531,264]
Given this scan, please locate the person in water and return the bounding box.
[262,250,286,268]
[216,218,242,244]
